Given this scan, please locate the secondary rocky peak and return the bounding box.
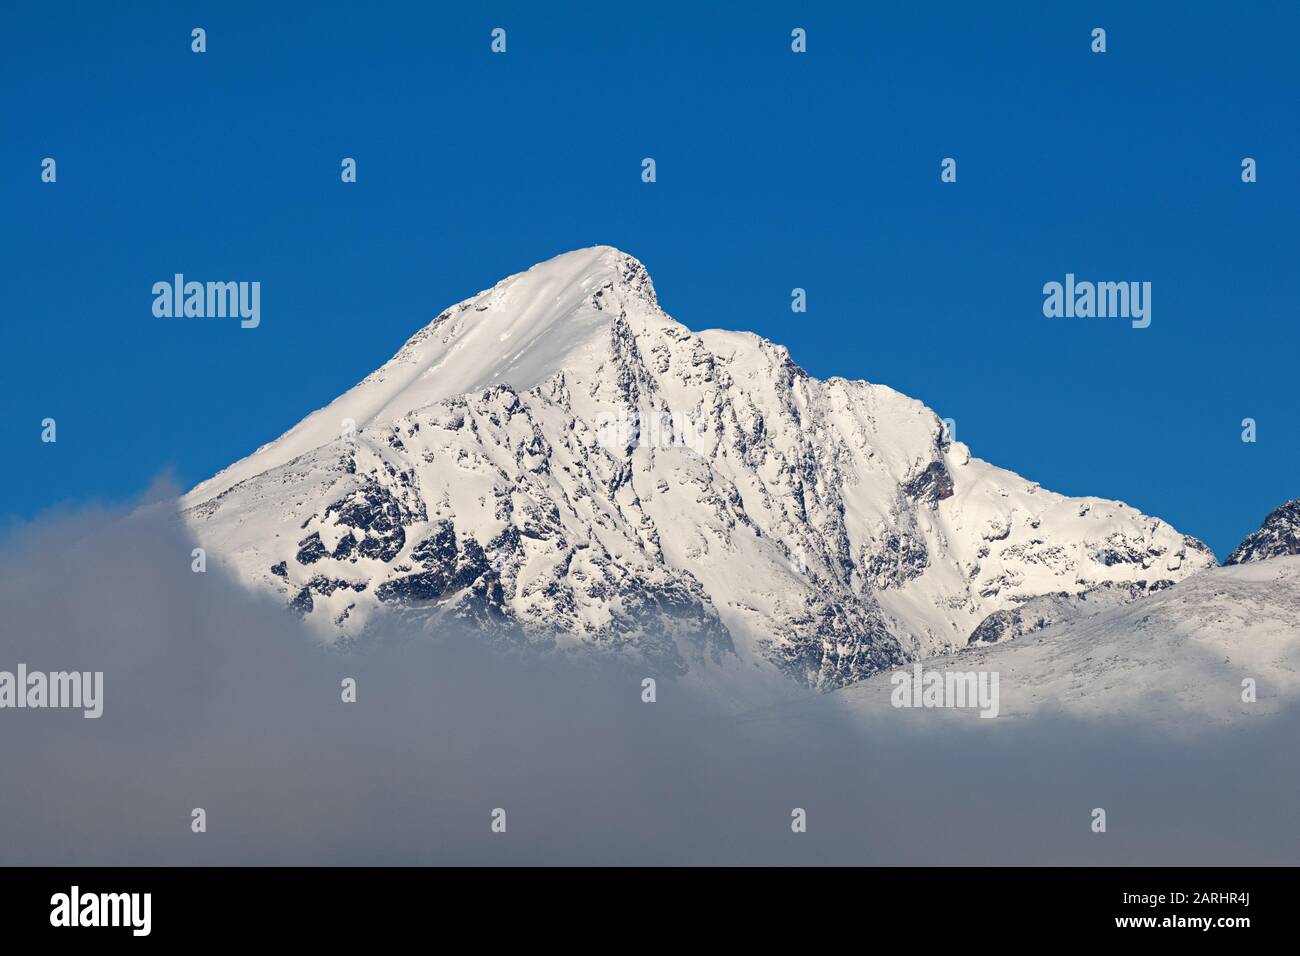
[1226,499,1300,565]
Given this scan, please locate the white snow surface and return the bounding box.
[182,246,1220,689]
[742,556,1300,730]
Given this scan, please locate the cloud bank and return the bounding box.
[1,484,1296,865]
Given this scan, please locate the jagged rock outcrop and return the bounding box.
[1226,499,1300,565]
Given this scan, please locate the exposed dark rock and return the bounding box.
[289,588,314,617]
[766,598,907,690]
[1226,500,1300,565]
[333,532,357,560]
[411,520,457,568]
[865,529,929,589]
[295,532,327,565]
[325,482,416,564]
[903,460,954,504]
[306,575,367,597]
[376,570,451,604]
[1091,532,1149,567]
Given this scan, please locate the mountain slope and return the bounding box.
[182,246,1217,688]
[780,556,1300,728]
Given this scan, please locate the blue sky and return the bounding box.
[3,1,1296,558]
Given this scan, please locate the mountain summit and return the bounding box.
[182,246,1217,688]
[188,247,655,504]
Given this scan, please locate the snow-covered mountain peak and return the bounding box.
[183,247,1220,688]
